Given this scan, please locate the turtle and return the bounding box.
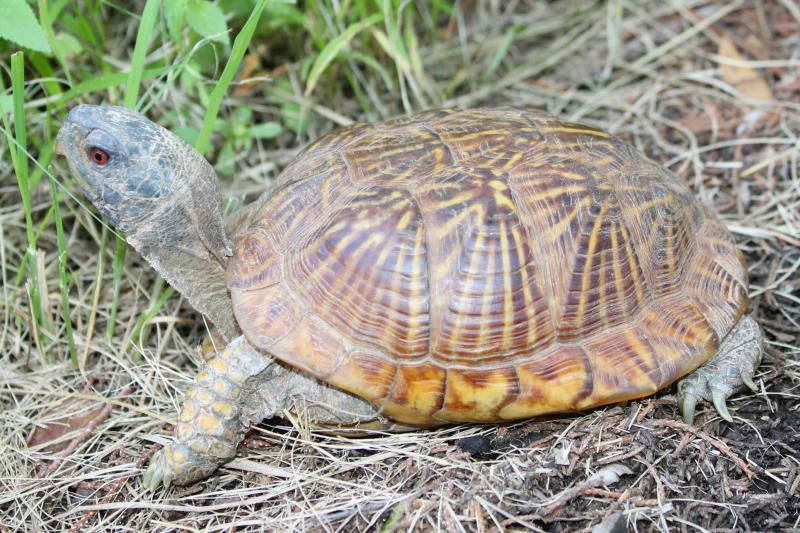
[54,105,763,489]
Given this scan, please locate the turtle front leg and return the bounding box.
[677,315,763,424]
[144,337,271,489]
[144,336,386,489]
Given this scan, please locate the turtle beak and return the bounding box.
[54,127,68,156]
[55,106,89,156]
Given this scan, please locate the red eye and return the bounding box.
[90,147,110,165]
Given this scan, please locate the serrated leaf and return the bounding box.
[304,13,382,96]
[250,121,281,139]
[186,0,229,44]
[0,0,52,54]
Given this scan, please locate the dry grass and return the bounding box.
[2,0,799,531]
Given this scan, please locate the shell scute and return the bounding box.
[342,123,454,186]
[326,351,397,403]
[576,325,661,409]
[416,166,554,365]
[429,109,545,165]
[438,366,520,422]
[499,345,593,419]
[250,152,351,251]
[287,186,430,360]
[509,155,652,342]
[382,363,446,425]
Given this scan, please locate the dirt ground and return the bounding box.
[1,1,798,531]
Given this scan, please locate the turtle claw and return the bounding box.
[143,450,173,491]
[711,388,733,422]
[675,316,763,425]
[742,373,758,393]
[679,390,697,425]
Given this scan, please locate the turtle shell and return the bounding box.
[227,108,748,426]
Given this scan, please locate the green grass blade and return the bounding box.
[304,13,383,97]
[194,0,269,155]
[124,0,162,108]
[49,67,170,108]
[49,178,77,365]
[127,284,175,355]
[38,0,73,86]
[9,52,47,334]
[107,236,126,340]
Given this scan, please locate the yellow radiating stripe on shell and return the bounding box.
[437,189,480,210]
[511,225,538,348]
[544,196,591,245]
[610,225,628,316]
[385,225,407,351]
[409,219,427,332]
[624,195,673,215]
[476,226,498,352]
[493,189,516,211]
[546,126,611,138]
[620,221,646,303]
[525,184,589,202]
[501,151,524,170]
[499,218,514,352]
[547,170,594,183]
[397,209,414,230]
[448,218,486,354]
[598,220,610,326]
[575,200,608,330]
[665,220,676,279]
[488,179,507,191]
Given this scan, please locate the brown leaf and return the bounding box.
[28,398,107,454]
[718,36,773,102]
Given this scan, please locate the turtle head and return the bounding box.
[55,105,239,339]
[55,105,193,233]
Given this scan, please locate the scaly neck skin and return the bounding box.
[119,157,241,342]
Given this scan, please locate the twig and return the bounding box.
[650,419,757,479]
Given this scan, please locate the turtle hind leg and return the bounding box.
[677,315,763,425]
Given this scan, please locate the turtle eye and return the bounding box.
[89,147,110,166]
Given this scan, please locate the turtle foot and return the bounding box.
[143,444,220,490]
[677,316,763,425]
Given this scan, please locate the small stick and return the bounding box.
[650,419,756,479]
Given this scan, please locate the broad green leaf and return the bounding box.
[304,13,382,96]
[165,0,188,43]
[0,0,51,54]
[186,0,229,44]
[231,106,252,127]
[0,95,12,115]
[54,32,82,59]
[216,140,236,176]
[172,125,200,145]
[274,78,312,135]
[250,121,281,139]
